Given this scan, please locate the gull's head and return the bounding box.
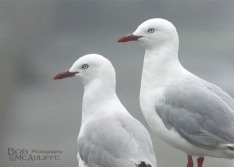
[54,54,116,86]
[118,18,179,49]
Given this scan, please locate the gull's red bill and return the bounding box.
[117,34,142,42]
[53,71,78,80]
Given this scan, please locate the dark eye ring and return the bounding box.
[148,28,155,33]
[82,64,89,69]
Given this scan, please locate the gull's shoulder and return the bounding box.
[78,111,156,167]
[175,70,234,110]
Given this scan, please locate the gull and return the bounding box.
[53,54,157,167]
[117,18,234,167]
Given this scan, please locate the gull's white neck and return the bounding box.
[81,79,120,124]
[141,41,184,91]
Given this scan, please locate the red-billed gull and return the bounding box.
[54,54,157,167]
[118,18,234,167]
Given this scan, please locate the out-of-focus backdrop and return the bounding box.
[1,1,234,167]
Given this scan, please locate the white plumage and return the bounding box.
[118,18,234,167]
[54,54,157,167]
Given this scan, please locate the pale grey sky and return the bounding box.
[1,1,234,167]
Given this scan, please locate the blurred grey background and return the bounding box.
[1,0,234,167]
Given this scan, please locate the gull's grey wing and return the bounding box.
[203,79,234,111]
[78,114,156,167]
[156,79,234,149]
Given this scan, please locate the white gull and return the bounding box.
[118,18,234,167]
[54,54,157,167]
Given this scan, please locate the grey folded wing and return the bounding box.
[156,81,234,149]
[78,116,156,167]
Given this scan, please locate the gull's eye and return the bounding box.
[82,64,89,69]
[147,28,155,33]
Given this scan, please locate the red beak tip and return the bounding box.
[117,35,129,43]
[53,71,78,80]
[117,38,126,42]
[53,74,62,80]
[117,34,141,43]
